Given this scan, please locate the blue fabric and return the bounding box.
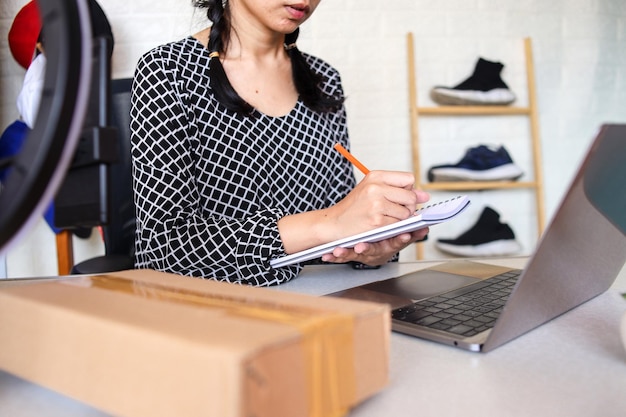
[0,120,28,182]
[0,120,60,234]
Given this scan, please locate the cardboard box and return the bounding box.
[0,269,389,417]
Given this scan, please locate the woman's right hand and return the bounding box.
[323,170,429,239]
[277,170,429,256]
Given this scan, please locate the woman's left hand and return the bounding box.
[319,228,429,265]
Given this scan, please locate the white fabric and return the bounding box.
[16,54,46,129]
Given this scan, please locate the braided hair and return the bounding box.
[193,0,344,115]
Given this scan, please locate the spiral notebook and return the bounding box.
[270,195,470,268]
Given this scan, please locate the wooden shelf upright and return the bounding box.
[406,33,546,259]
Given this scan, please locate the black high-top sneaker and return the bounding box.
[435,206,522,256]
[430,58,516,105]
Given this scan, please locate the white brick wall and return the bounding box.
[1,0,625,276]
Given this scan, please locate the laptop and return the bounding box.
[330,124,626,352]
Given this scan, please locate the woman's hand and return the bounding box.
[320,229,429,265]
[277,170,430,258]
[323,170,429,238]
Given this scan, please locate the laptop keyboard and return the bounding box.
[391,270,521,337]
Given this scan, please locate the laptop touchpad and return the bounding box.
[362,269,480,300]
[328,269,481,308]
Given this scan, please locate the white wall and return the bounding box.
[1,0,625,276]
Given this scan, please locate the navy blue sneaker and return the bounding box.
[427,145,523,182]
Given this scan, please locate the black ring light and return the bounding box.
[0,0,93,254]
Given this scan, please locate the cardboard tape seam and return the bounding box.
[84,275,356,417]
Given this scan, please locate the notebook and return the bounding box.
[270,195,471,268]
[329,124,626,352]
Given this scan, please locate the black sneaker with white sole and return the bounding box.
[435,206,522,257]
[431,58,516,106]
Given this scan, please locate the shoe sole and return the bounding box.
[435,240,522,257]
[431,88,516,106]
[429,163,524,182]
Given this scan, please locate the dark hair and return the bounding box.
[193,0,344,115]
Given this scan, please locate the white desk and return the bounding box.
[1,258,625,417]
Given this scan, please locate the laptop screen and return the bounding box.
[583,125,626,235]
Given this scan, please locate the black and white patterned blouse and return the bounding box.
[130,36,356,286]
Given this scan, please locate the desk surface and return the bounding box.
[1,257,625,417]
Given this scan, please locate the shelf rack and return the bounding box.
[406,33,546,259]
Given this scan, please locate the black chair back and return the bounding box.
[71,77,135,274]
[103,78,135,257]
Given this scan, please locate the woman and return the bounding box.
[130,0,429,286]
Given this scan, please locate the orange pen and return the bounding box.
[333,143,370,175]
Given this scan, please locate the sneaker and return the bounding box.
[430,58,516,106]
[427,145,523,182]
[435,206,522,257]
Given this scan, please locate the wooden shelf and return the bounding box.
[416,106,531,116]
[407,33,546,260]
[421,181,539,192]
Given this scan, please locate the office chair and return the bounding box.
[71,78,135,274]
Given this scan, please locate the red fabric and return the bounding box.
[8,1,42,69]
